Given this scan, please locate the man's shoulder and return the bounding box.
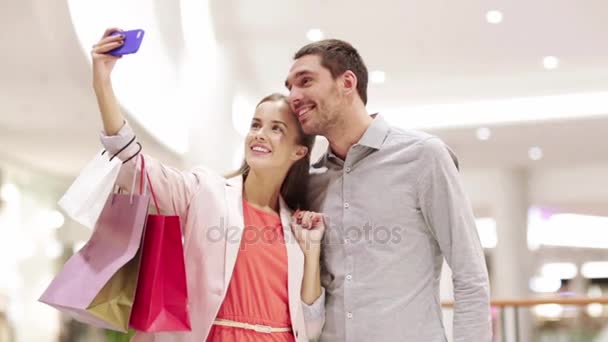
[385,125,439,147]
[384,124,460,170]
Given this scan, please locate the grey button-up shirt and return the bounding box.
[307,115,491,342]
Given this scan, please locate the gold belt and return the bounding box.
[213,318,292,334]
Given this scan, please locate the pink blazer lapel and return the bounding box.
[221,177,304,325]
[223,175,245,287]
[279,197,304,323]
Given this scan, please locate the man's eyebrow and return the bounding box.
[285,70,314,89]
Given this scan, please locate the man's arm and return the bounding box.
[417,138,492,342]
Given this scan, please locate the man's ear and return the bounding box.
[340,70,358,96]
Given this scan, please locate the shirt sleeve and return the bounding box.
[416,137,492,342]
[301,287,326,341]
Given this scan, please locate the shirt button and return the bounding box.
[344,202,350,209]
[346,274,353,281]
[345,166,351,173]
[347,312,353,319]
[343,238,349,244]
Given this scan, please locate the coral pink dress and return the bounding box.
[206,199,295,342]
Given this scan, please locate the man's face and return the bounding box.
[285,55,344,136]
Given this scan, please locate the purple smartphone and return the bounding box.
[107,29,145,57]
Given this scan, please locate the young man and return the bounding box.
[285,39,491,341]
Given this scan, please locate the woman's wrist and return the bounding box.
[303,247,321,261]
[93,77,112,91]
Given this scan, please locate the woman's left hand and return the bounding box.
[292,210,325,255]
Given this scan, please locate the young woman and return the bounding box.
[92,28,325,341]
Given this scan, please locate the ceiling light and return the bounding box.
[380,91,608,130]
[370,71,386,84]
[476,127,491,141]
[581,262,608,279]
[306,29,324,42]
[543,56,559,70]
[529,275,562,293]
[528,146,543,160]
[533,304,564,320]
[486,10,503,24]
[529,213,608,249]
[541,262,578,280]
[528,210,608,249]
[586,303,603,318]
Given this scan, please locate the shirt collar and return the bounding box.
[316,114,390,166]
[357,113,390,150]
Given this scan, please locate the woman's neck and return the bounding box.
[243,168,285,212]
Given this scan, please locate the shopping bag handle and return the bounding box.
[101,135,136,163]
[122,142,142,164]
[145,171,161,214]
[128,153,148,204]
[139,155,161,214]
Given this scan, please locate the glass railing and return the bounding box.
[443,296,608,342]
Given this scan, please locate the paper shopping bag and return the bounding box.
[129,167,191,332]
[40,155,149,332]
[58,149,124,229]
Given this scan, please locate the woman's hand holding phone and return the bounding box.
[91,28,124,85]
[91,28,128,136]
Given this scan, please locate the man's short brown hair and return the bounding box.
[294,39,368,105]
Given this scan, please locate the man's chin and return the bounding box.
[301,121,318,135]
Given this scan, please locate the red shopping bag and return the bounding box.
[129,157,192,332]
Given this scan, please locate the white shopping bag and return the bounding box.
[58,149,122,229]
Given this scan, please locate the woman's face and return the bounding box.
[244,100,308,174]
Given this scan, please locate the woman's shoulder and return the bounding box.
[189,165,236,189]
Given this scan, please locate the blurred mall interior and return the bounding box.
[1,0,607,341]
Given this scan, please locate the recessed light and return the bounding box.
[529,276,561,293]
[370,71,385,84]
[476,127,491,141]
[587,303,603,318]
[528,146,543,160]
[581,262,608,279]
[541,262,578,280]
[543,56,559,70]
[306,29,324,42]
[486,10,503,24]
